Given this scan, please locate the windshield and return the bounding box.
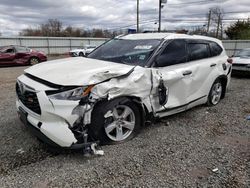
[234,49,250,57]
[88,38,161,66]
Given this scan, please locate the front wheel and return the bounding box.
[207,79,223,106]
[90,99,141,144]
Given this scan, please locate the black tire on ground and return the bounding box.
[29,57,40,65]
[89,98,141,145]
[207,79,223,106]
[79,52,84,57]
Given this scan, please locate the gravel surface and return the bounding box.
[0,63,249,187]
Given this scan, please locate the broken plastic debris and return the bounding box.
[91,143,104,156]
[212,168,219,172]
[16,148,25,154]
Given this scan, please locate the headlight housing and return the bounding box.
[48,86,93,100]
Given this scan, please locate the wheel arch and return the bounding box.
[92,96,149,127]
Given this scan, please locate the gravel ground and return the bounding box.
[0,61,249,187]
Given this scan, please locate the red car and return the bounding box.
[0,45,47,66]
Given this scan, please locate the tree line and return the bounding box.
[19,19,122,38]
[18,17,250,40]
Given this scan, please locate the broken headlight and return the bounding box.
[48,86,93,101]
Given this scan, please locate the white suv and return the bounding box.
[16,33,232,148]
[69,45,96,57]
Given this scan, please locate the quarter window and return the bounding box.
[188,43,209,61]
[210,42,223,56]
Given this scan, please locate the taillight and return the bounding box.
[227,58,233,64]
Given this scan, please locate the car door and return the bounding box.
[185,40,214,103]
[14,46,30,65]
[0,47,16,65]
[151,39,195,116]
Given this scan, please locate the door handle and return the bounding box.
[182,70,192,76]
[210,63,216,67]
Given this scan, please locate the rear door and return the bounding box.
[14,46,31,65]
[185,40,213,103]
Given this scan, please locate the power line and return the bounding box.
[168,0,228,6]
[107,17,249,31]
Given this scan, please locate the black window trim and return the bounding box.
[209,41,223,57]
[152,39,188,68]
[187,39,212,61]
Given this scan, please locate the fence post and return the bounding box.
[19,38,22,46]
[234,40,237,56]
[47,37,50,55]
[69,38,72,50]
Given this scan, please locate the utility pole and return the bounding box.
[216,13,221,38]
[207,10,211,34]
[137,0,139,32]
[158,0,162,32]
[158,0,167,32]
[220,21,223,39]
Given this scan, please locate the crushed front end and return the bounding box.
[16,73,98,150]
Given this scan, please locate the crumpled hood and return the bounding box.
[232,57,250,65]
[25,57,135,86]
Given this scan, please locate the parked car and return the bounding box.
[69,45,97,57]
[16,33,232,149]
[231,48,250,74]
[0,45,47,66]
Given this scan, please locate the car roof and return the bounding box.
[119,33,222,44]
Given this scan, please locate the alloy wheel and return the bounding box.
[104,105,135,142]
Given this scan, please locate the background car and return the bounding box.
[69,45,96,57]
[0,45,47,66]
[231,48,250,74]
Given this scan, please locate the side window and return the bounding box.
[4,48,15,53]
[188,43,210,61]
[156,39,187,67]
[210,42,223,57]
[16,46,29,53]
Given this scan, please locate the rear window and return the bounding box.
[15,46,29,53]
[188,43,210,61]
[210,42,223,56]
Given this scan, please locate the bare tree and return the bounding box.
[207,7,224,39]
[19,19,119,38]
[40,19,63,36]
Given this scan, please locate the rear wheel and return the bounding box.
[90,99,141,144]
[29,57,40,65]
[207,79,223,106]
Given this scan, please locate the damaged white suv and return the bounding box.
[16,33,232,149]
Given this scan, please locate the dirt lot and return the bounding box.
[0,60,249,187]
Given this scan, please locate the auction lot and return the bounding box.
[0,61,249,187]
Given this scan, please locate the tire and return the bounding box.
[89,98,141,145]
[29,57,40,65]
[79,52,84,57]
[207,79,223,106]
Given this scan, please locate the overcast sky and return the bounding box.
[0,0,249,36]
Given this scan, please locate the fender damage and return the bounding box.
[70,66,163,147]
